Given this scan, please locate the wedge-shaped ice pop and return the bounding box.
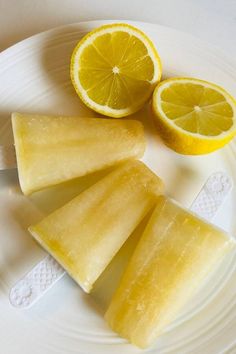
[105,196,236,348]
[11,113,146,195]
[29,160,164,293]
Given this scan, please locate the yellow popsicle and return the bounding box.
[105,196,235,348]
[12,113,146,195]
[29,161,164,292]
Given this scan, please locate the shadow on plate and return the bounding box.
[0,110,14,146]
[40,24,96,117]
[167,163,200,203]
[0,196,44,293]
[29,165,115,214]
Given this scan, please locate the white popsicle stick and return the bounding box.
[0,145,17,170]
[9,171,233,309]
[9,255,65,309]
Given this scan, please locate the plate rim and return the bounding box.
[1,19,236,70]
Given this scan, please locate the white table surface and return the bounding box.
[1,0,236,58]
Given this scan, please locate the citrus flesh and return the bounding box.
[152,78,236,154]
[71,23,162,118]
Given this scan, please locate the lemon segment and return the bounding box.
[152,78,236,154]
[71,23,162,118]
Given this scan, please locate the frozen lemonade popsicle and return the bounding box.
[105,196,235,348]
[12,113,146,195]
[29,161,164,292]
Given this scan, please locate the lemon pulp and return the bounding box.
[71,23,162,118]
[161,82,234,135]
[152,78,236,154]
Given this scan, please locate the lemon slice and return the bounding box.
[152,78,236,154]
[71,23,162,118]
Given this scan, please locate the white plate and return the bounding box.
[0,20,236,354]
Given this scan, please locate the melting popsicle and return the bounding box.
[11,112,146,195]
[105,196,235,348]
[29,160,164,293]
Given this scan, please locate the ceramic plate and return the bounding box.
[0,20,236,354]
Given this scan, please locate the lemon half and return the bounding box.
[152,77,236,154]
[71,23,162,118]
